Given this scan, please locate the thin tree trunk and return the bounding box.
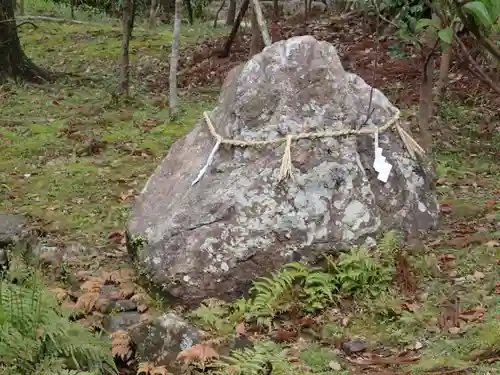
[249,8,263,57]
[0,0,50,83]
[417,15,439,152]
[251,0,270,46]
[220,0,250,57]
[19,0,24,16]
[214,0,226,28]
[169,0,182,118]
[184,0,193,24]
[303,0,308,25]
[119,0,135,96]
[435,42,452,104]
[148,0,158,26]
[226,0,236,25]
[272,0,279,20]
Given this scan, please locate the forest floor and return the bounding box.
[1,3,500,375]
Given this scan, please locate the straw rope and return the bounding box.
[191,110,425,186]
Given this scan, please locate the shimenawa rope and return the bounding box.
[191,110,425,186]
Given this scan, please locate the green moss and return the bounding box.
[2,19,220,246]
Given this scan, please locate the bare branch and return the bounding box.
[454,34,500,96]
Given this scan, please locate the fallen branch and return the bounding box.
[16,20,38,28]
[454,34,500,96]
[18,15,96,25]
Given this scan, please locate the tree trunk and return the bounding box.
[435,42,452,104]
[303,0,308,25]
[184,0,193,24]
[119,0,135,96]
[226,0,236,25]
[169,0,182,118]
[417,14,439,152]
[272,0,279,20]
[220,0,250,57]
[213,0,226,28]
[19,0,24,16]
[251,0,271,46]
[0,0,50,84]
[249,8,263,57]
[148,0,158,26]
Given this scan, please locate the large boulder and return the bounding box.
[128,36,439,306]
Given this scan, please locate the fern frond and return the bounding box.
[246,263,308,327]
[214,340,291,375]
[0,279,118,375]
[188,298,229,329]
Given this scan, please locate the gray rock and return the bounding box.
[103,300,137,314]
[102,311,142,333]
[128,36,439,306]
[342,339,368,354]
[131,312,201,371]
[0,213,28,273]
[0,213,27,248]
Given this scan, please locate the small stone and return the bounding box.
[102,311,142,333]
[105,299,137,314]
[473,271,485,280]
[0,213,27,247]
[342,339,367,354]
[130,313,202,374]
[414,341,423,350]
[448,327,461,335]
[328,361,342,371]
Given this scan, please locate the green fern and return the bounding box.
[214,340,292,375]
[196,233,398,332]
[188,298,229,328]
[246,262,309,327]
[188,298,249,335]
[0,272,117,375]
[301,270,339,313]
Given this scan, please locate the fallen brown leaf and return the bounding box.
[50,287,69,302]
[108,231,125,245]
[120,189,136,202]
[459,306,486,322]
[120,282,136,299]
[137,362,171,375]
[446,235,489,248]
[401,302,419,312]
[176,343,219,365]
[110,330,133,361]
[235,322,246,337]
[271,329,297,342]
[80,279,103,293]
[75,292,100,313]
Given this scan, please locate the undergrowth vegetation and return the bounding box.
[0,255,117,375]
[190,232,399,333]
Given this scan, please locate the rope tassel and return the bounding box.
[279,135,294,181]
